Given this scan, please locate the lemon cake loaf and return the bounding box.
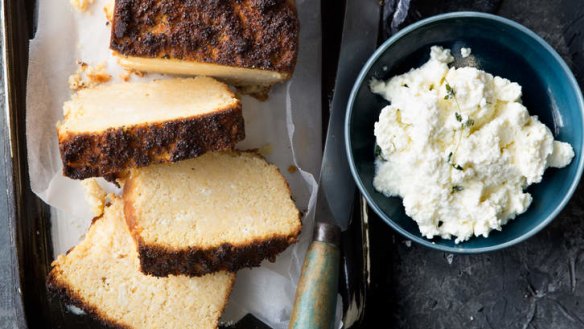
[47,197,235,329]
[122,151,302,277]
[57,77,244,180]
[109,0,298,97]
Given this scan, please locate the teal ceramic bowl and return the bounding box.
[345,12,584,253]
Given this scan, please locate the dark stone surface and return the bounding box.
[365,1,584,328]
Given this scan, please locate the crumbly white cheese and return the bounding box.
[461,47,472,58]
[371,46,574,243]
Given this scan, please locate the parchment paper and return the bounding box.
[26,0,322,327]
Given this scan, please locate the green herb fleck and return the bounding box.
[429,84,434,91]
[444,83,455,99]
[447,152,453,163]
[374,145,382,158]
[464,119,475,128]
[455,112,463,122]
[452,164,463,171]
[452,185,464,193]
[403,84,409,88]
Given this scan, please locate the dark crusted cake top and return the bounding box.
[110,0,298,74]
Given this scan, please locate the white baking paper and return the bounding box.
[26,0,323,328]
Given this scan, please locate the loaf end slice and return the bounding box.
[57,77,244,180]
[109,0,298,97]
[123,151,302,277]
[47,197,235,329]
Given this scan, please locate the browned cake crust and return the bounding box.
[47,271,130,329]
[47,213,129,329]
[58,106,245,180]
[49,272,236,328]
[134,233,299,277]
[123,184,301,277]
[110,0,298,75]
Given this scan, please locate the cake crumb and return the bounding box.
[287,165,298,174]
[70,0,95,12]
[120,71,131,82]
[86,63,112,84]
[129,68,146,77]
[68,73,85,91]
[68,61,112,91]
[119,68,146,82]
[257,144,273,156]
[103,0,115,21]
[81,178,106,218]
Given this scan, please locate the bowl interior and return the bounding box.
[347,13,584,253]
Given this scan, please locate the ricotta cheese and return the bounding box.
[371,46,574,243]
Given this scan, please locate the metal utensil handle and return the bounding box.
[289,223,341,329]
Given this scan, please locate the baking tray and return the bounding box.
[11,1,584,328]
[2,0,369,328]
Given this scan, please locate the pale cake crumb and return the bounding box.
[70,0,95,12]
[119,68,146,82]
[68,73,85,91]
[103,0,115,21]
[120,72,131,82]
[68,62,112,91]
[128,68,146,78]
[86,63,112,84]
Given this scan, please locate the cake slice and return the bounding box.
[109,0,298,98]
[122,151,302,277]
[47,197,235,329]
[57,77,244,180]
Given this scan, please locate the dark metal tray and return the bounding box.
[7,0,584,328]
[2,0,368,327]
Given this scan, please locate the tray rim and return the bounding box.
[2,0,45,328]
[1,0,26,325]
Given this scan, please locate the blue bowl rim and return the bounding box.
[345,11,584,254]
